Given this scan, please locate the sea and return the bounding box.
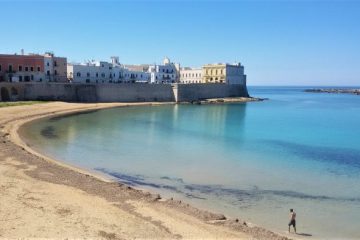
[22,86,360,239]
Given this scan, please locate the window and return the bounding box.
[31,75,34,80]
[77,72,81,77]
[101,73,105,77]
[47,62,50,66]
[8,65,13,72]
[54,61,57,67]
[87,72,90,77]
[19,76,23,81]
[55,70,58,75]
[37,66,41,71]
[30,67,34,72]
[0,64,2,71]
[47,70,50,76]
[25,67,29,71]
[19,66,23,71]
[96,73,99,77]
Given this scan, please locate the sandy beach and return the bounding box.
[0,102,292,239]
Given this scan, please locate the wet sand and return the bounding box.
[0,102,294,239]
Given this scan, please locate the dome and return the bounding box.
[163,57,170,65]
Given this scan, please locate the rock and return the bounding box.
[152,194,161,201]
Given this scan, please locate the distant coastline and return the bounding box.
[305,88,360,95]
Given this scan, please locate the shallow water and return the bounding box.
[23,87,360,239]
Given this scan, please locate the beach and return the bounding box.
[0,101,290,239]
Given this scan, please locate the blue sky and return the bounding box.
[1,0,359,86]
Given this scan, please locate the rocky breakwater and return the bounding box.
[305,88,360,95]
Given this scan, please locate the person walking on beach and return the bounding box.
[288,209,296,233]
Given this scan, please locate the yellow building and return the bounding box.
[202,64,226,83]
[202,63,246,85]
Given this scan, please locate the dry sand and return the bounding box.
[0,102,293,239]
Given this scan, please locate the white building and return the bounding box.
[122,68,150,83]
[67,61,115,83]
[148,57,180,84]
[179,67,202,84]
[67,57,150,84]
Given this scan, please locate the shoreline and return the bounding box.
[0,101,293,239]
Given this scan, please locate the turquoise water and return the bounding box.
[24,87,360,239]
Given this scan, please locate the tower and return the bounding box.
[111,56,119,65]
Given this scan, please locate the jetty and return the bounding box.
[305,88,360,95]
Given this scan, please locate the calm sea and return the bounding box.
[23,87,360,239]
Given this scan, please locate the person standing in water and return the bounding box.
[288,209,296,233]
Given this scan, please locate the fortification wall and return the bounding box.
[175,83,249,102]
[0,82,248,103]
[96,84,175,102]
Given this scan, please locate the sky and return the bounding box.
[1,0,360,86]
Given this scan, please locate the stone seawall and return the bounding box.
[174,83,249,102]
[0,82,248,103]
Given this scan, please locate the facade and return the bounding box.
[68,61,117,83]
[0,51,67,83]
[149,57,179,84]
[0,54,45,82]
[44,53,67,82]
[179,67,202,84]
[122,68,150,83]
[202,63,246,85]
[68,57,150,84]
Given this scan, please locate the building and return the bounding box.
[0,51,67,83]
[122,68,150,83]
[179,67,202,84]
[44,52,67,82]
[148,57,180,84]
[202,63,246,85]
[67,57,150,84]
[67,61,117,83]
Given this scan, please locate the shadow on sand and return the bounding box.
[296,233,312,237]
